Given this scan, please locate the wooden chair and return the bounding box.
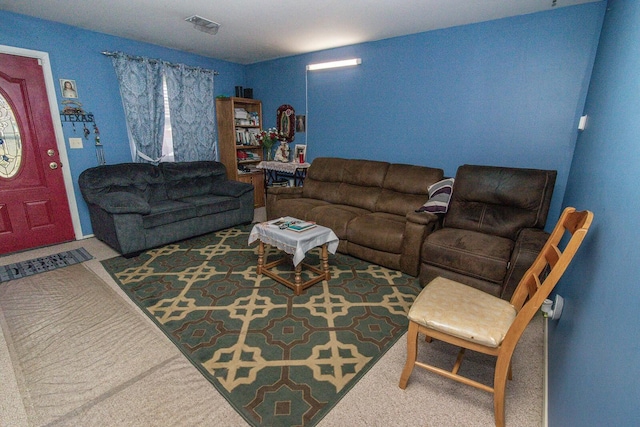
[399,207,593,427]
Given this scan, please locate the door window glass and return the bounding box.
[0,93,22,178]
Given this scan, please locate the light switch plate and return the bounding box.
[69,137,83,149]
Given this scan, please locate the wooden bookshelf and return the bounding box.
[216,97,265,207]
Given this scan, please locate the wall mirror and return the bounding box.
[277,104,295,142]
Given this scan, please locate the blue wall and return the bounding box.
[1,5,605,237]
[551,0,640,425]
[247,3,607,225]
[0,11,246,236]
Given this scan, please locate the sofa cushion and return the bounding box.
[417,178,455,214]
[421,227,514,284]
[306,204,370,239]
[142,200,196,229]
[377,189,436,217]
[160,161,228,200]
[211,180,253,197]
[336,182,382,212]
[373,164,444,216]
[334,159,389,210]
[177,195,240,217]
[79,163,167,204]
[96,192,151,214]
[301,157,348,203]
[347,212,406,254]
[303,158,390,211]
[305,157,348,182]
[382,163,444,195]
[444,165,556,240]
[269,198,330,222]
[341,159,389,187]
[302,179,343,204]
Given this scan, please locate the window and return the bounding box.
[161,75,174,162]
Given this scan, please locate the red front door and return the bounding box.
[0,53,75,254]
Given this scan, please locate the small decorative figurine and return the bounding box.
[274,141,290,162]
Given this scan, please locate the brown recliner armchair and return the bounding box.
[418,164,557,300]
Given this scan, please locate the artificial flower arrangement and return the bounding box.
[255,127,281,160]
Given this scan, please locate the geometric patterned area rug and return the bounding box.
[101,225,421,427]
[0,247,93,283]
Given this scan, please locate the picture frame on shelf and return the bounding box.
[294,144,307,163]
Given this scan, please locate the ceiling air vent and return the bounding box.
[185,15,221,35]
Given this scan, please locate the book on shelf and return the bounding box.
[235,129,261,146]
[237,149,261,164]
[234,109,260,127]
[234,108,249,119]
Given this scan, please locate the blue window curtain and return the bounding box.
[110,53,165,164]
[164,64,217,161]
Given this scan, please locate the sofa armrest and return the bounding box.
[267,186,304,197]
[501,228,550,300]
[400,212,442,276]
[96,192,151,214]
[406,211,441,226]
[266,186,304,220]
[211,180,253,197]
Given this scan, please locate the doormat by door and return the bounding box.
[0,248,93,282]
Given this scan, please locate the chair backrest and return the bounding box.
[444,164,557,240]
[502,207,593,348]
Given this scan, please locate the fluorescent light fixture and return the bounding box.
[306,58,362,71]
[185,15,220,35]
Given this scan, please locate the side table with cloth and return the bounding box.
[257,161,310,187]
[248,217,339,295]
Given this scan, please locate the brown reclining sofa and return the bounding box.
[266,157,444,276]
[266,157,557,300]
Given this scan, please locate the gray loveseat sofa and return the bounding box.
[79,161,254,256]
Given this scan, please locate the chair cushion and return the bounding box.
[408,276,516,348]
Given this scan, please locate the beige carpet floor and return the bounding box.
[0,236,543,427]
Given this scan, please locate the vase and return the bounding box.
[265,147,273,161]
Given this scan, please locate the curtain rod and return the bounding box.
[101,51,219,76]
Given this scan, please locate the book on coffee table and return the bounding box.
[287,221,316,232]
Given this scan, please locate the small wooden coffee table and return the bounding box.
[248,217,339,295]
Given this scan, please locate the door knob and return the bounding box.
[49,162,58,170]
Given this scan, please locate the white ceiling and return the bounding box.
[1,0,600,64]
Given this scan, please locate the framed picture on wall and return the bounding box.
[59,79,78,99]
[294,144,307,163]
[296,115,306,133]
